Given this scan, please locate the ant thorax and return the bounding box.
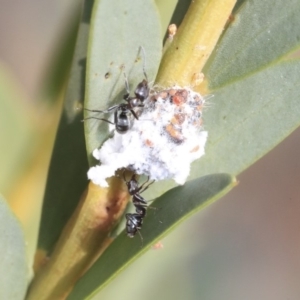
[88,85,208,187]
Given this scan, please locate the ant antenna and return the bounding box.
[81,116,114,125]
[81,105,119,122]
[123,71,130,95]
[139,46,148,81]
[123,46,148,94]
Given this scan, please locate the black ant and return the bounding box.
[84,46,150,134]
[124,173,154,239]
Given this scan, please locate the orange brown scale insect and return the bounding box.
[173,113,185,125]
[190,145,200,153]
[171,89,188,105]
[164,123,185,144]
[144,139,154,147]
[168,89,177,96]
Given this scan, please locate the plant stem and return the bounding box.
[155,0,237,87]
[27,176,129,300]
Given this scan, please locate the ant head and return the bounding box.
[123,171,138,192]
[134,79,149,101]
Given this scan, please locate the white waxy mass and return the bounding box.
[88,86,208,187]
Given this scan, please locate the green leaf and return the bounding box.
[144,0,300,200]
[67,173,236,300]
[195,0,300,175]
[37,2,92,252]
[0,195,27,299]
[155,0,178,36]
[156,0,191,36]
[0,63,35,195]
[38,4,81,103]
[84,0,162,163]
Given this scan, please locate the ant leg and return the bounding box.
[136,176,149,193]
[130,109,139,120]
[147,201,162,224]
[139,46,148,81]
[139,179,155,194]
[143,197,158,210]
[137,229,144,247]
[81,117,114,125]
[84,108,104,113]
[84,104,119,114]
[148,205,158,211]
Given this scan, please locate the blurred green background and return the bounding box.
[0,1,299,299]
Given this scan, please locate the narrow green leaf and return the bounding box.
[158,0,191,36]
[0,63,35,194]
[155,0,178,37]
[0,195,27,300]
[68,173,235,299]
[37,2,93,252]
[39,4,81,103]
[196,60,300,177]
[84,0,162,162]
[206,1,300,87]
[194,0,300,176]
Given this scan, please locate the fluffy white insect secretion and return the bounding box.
[88,86,208,187]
